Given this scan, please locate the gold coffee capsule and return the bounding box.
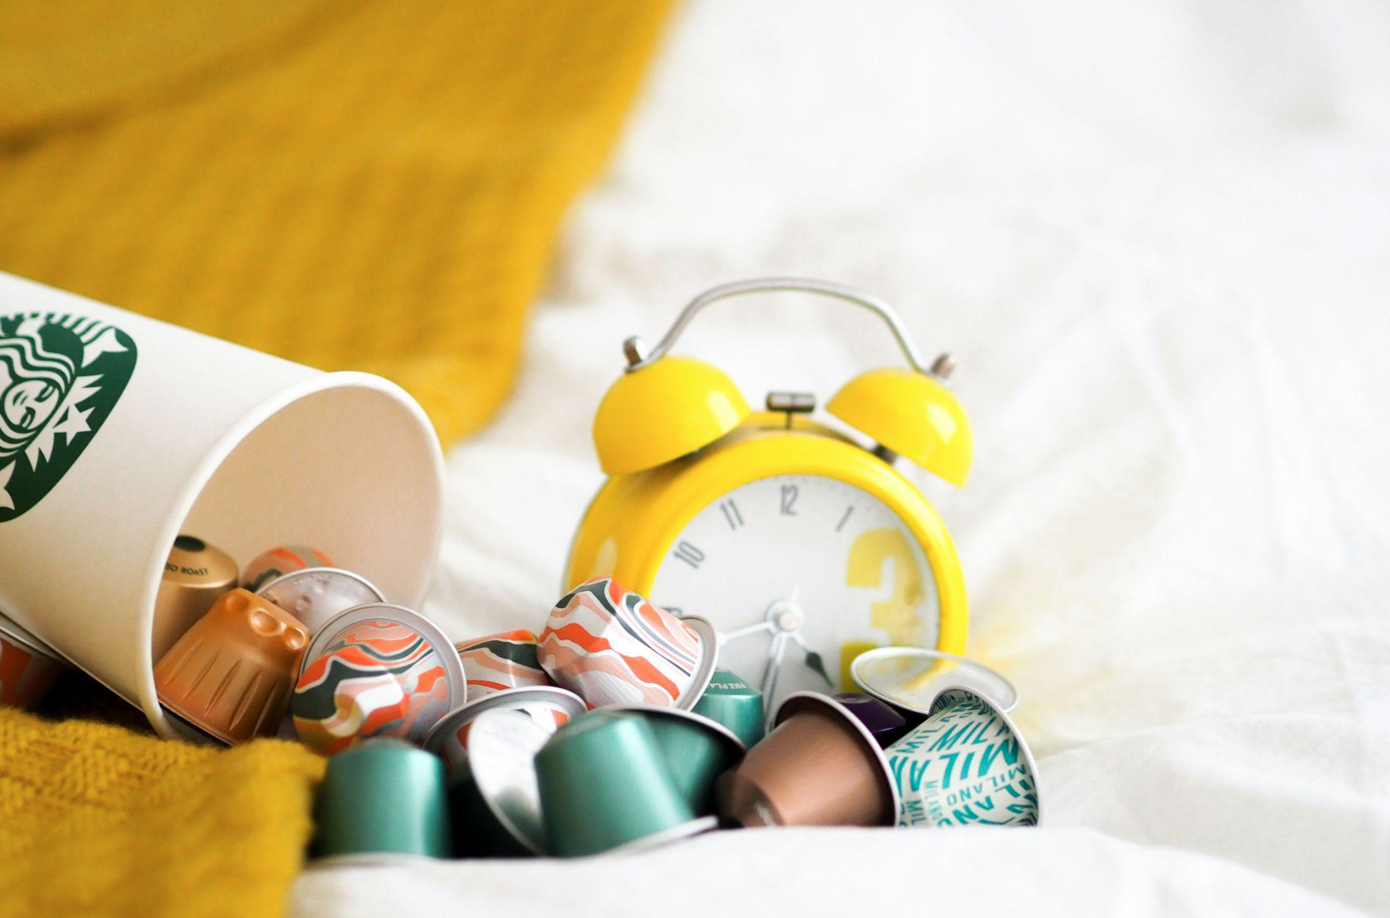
[153,535,238,659]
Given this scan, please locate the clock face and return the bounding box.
[649,473,941,712]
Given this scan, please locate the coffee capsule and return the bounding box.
[832,692,909,747]
[431,691,583,858]
[886,689,1040,828]
[851,647,1018,724]
[242,544,335,593]
[450,708,554,857]
[292,603,465,754]
[152,534,238,659]
[454,629,552,700]
[610,704,745,816]
[311,738,451,864]
[154,588,309,744]
[537,709,706,857]
[692,669,765,749]
[0,611,68,710]
[718,691,897,829]
[538,579,717,710]
[257,567,385,635]
[423,685,586,775]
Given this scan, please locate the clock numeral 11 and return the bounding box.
[673,541,705,569]
[719,499,744,530]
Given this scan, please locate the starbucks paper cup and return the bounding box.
[0,272,444,737]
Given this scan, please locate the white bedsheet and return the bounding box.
[292,1,1390,914]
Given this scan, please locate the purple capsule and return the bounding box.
[831,692,909,747]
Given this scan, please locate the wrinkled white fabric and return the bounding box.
[292,1,1390,914]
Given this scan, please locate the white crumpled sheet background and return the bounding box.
[292,1,1390,914]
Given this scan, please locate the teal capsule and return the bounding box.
[536,710,701,857]
[311,739,451,861]
[613,705,744,816]
[693,669,765,749]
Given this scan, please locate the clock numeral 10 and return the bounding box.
[672,541,705,569]
[780,484,799,516]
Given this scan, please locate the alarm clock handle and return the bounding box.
[624,277,935,375]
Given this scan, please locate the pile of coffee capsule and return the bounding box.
[1,536,1042,862]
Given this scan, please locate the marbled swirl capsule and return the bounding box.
[242,544,335,592]
[292,605,465,755]
[455,629,552,700]
[537,579,708,709]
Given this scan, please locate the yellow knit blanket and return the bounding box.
[0,1,670,915]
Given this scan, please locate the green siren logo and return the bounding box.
[0,312,137,522]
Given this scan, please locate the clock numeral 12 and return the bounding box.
[780,484,799,516]
[673,541,705,569]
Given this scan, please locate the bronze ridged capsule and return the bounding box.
[718,691,897,828]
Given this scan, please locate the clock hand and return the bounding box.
[791,632,834,688]
[759,632,790,725]
[719,620,776,645]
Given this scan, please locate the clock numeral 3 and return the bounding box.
[780,484,799,516]
[673,541,705,569]
[846,528,925,646]
[719,499,744,530]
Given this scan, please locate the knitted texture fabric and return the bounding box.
[0,2,670,916]
[0,0,672,444]
[0,705,324,918]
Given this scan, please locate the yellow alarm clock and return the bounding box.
[564,278,972,710]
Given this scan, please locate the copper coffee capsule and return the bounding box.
[718,691,897,828]
[155,588,309,744]
[152,535,238,659]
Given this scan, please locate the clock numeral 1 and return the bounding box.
[780,484,799,516]
[719,499,744,530]
[673,541,705,569]
[835,505,854,532]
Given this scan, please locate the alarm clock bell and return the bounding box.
[826,365,972,486]
[593,355,749,476]
[592,278,972,485]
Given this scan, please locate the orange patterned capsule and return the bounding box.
[537,578,718,710]
[454,629,553,701]
[154,588,309,744]
[0,612,68,710]
[292,604,466,755]
[241,544,335,592]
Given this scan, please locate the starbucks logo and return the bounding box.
[0,313,136,522]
